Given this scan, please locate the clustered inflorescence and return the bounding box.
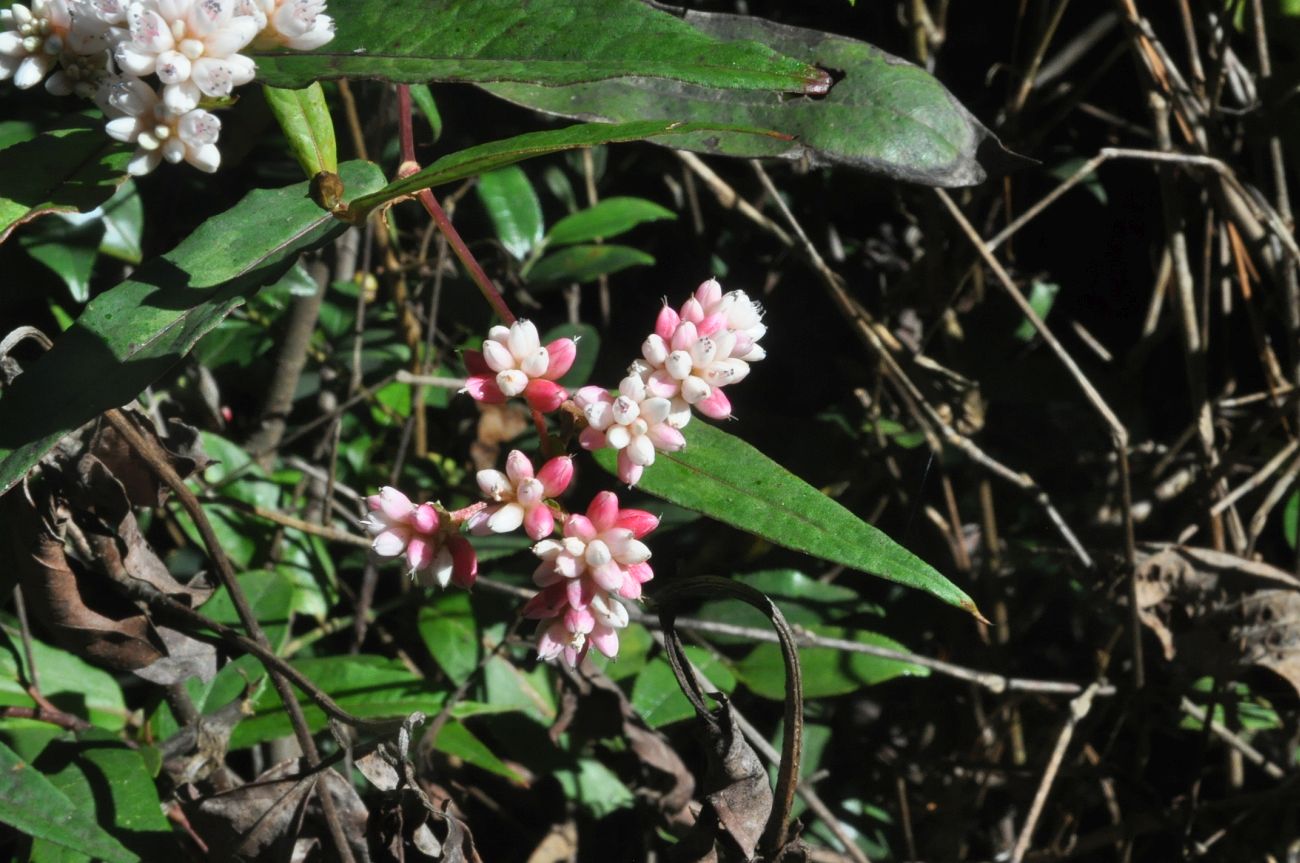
[0,0,333,174]
[366,279,767,667]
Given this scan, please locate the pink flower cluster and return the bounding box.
[463,320,576,413]
[370,277,764,666]
[523,492,656,666]
[363,487,477,590]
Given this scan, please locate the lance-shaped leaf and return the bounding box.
[250,0,829,94]
[0,110,131,244]
[0,160,386,495]
[263,82,337,178]
[345,120,785,222]
[595,421,980,616]
[486,9,1013,187]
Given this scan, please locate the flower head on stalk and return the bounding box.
[631,278,766,422]
[463,319,576,413]
[523,491,658,666]
[363,486,477,590]
[0,0,113,89]
[115,0,259,114]
[238,0,332,50]
[574,374,685,486]
[102,73,221,173]
[467,449,573,540]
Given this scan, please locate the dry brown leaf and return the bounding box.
[471,402,531,471]
[183,759,372,863]
[1135,545,1300,695]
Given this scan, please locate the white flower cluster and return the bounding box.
[0,0,332,174]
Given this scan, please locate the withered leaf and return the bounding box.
[1135,545,1300,696]
[183,759,372,863]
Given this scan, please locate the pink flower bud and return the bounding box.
[524,379,568,412]
[448,535,477,589]
[694,277,723,307]
[537,455,574,497]
[655,303,680,341]
[615,509,659,538]
[544,338,577,380]
[695,386,733,420]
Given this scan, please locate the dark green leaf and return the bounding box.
[630,646,736,728]
[476,166,543,261]
[526,244,653,284]
[345,120,785,221]
[595,422,980,615]
[0,160,387,496]
[433,720,521,781]
[544,196,676,246]
[0,111,131,244]
[200,570,295,653]
[30,729,171,861]
[250,0,828,94]
[483,655,556,721]
[20,222,101,303]
[264,82,338,178]
[0,739,138,863]
[227,655,501,749]
[1014,279,1059,341]
[0,621,128,730]
[419,593,481,685]
[486,10,1010,187]
[1285,491,1297,550]
[736,624,927,700]
[554,758,634,817]
[97,180,144,264]
[409,84,443,142]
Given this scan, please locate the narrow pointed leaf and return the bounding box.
[263,82,338,177]
[595,421,980,616]
[250,0,829,94]
[346,120,785,221]
[526,244,654,284]
[486,10,1013,187]
[0,160,386,496]
[477,165,543,260]
[545,196,676,246]
[0,111,130,244]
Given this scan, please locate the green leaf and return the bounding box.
[250,0,828,94]
[736,624,927,700]
[482,655,556,721]
[227,655,501,749]
[20,221,101,303]
[200,569,295,653]
[0,160,387,496]
[345,120,784,222]
[0,621,128,731]
[0,739,138,863]
[631,646,736,728]
[544,196,676,246]
[526,244,653,284]
[97,180,144,264]
[476,165,543,261]
[554,758,635,818]
[263,82,338,178]
[433,720,521,781]
[1014,279,1059,341]
[409,84,443,142]
[695,569,879,644]
[594,422,980,616]
[1284,490,1297,550]
[0,111,131,244]
[30,729,171,861]
[485,10,1008,187]
[419,593,481,685]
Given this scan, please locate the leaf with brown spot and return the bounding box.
[1135,545,1300,695]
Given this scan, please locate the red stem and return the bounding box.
[396,85,555,452]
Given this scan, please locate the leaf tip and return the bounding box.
[802,66,833,96]
[964,600,991,625]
